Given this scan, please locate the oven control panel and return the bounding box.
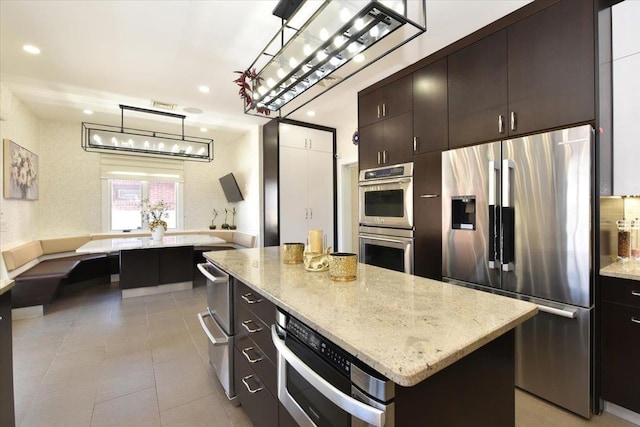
[287,316,352,376]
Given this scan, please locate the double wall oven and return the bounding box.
[273,309,395,427]
[358,162,414,274]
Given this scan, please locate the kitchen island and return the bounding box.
[204,247,537,426]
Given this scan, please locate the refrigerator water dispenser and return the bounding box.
[451,196,476,230]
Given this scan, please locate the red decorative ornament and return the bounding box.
[233,69,271,116]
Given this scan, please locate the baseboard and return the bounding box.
[121,281,192,298]
[604,401,640,425]
[12,305,43,319]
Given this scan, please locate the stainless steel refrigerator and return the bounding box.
[442,124,593,418]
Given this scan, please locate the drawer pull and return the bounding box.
[631,291,640,297]
[241,293,263,304]
[242,320,263,333]
[241,375,263,394]
[242,347,263,363]
[632,317,640,325]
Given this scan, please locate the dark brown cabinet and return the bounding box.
[0,290,15,427]
[507,0,594,136]
[358,75,412,128]
[413,58,449,154]
[600,276,640,414]
[413,151,442,280]
[358,111,413,170]
[233,279,284,426]
[448,0,595,148]
[448,30,508,149]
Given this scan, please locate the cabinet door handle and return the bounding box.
[498,115,504,134]
[377,151,381,165]
[305,208,308,219]
[242,320,263,333]
[309,139,312,149]
[420,194,439,198]
[377,105,381,118]
[510,112,517,132]
[382,103,387,117]
[309,208,313,219]
[242,347,264,363]
[632,317,640,325]
[631,291,640,297]
[241,375,264,394]
[241,293,263,304]
[413,137,418,152]
[382,150,387,164]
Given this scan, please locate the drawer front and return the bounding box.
[234,346,278,427]
[601,276,640,308]
[236,340,277,397]
[235,279,276,327]
[235,303,277,364]
[601,302,640,413]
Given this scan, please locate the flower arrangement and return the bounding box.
[9,143,38,198]
[141,199,171,231]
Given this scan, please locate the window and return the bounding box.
[100,155,185,232]
[108,179,181,231]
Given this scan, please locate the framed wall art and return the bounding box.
[3,139,39,200]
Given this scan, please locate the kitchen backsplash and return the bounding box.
[624,196,640,220]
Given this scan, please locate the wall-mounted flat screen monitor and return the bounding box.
[219,172,244,203]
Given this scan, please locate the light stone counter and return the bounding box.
[0,280,15,297]
[600,261,640,281]
[204,247,537,387]
[76,234,226,253]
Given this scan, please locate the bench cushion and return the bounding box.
[40,236,90,254]
[2,241,44,272]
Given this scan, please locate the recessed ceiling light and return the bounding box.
[307,111,316,117]
[200,127,207,132]
[23,44,41,54]
[198,86,210,93]
[83,109,93,115]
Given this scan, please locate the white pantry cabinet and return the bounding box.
[279,123,334,249]
[612,0,640,195]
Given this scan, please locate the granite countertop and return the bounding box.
[204,247,537,387]
[0,279,15,297]
[600,261,640,281]
[76,234,226,253]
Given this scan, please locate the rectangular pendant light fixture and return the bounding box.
[81,105,213,162]
[244,0,426,117]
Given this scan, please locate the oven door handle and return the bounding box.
[198,309,230,346]
[358,178,411,187]
[360,234,411,245]
[271,326,386,427]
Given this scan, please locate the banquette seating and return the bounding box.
[2,230,256,312]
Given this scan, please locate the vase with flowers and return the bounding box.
[141,199,170,241]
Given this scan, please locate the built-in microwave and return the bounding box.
[358,162,413,230]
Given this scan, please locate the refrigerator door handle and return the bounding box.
[536,304,578,319]
[502,159,515,272]
[488,160,500,269]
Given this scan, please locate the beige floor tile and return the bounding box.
[176,298,205,315]
[13,373,43,399]
[96,365,156,403]
[101,348,153,377]
[171,288,203,302]
[39,361,102,395]
[146,297,178,315]
[144,292,175,302]
[160,393,232,427]
[150,332,198,364]
[148,310,188,338]
[49,346,105,370]
[11,318,40,338]
[21,383,97,427]
[91,387,160,427]
[154,355,216,412]
[104,334,151,359]
[13,350,56,380]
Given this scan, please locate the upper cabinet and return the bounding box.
[507,0,594,137]
[448,0,595,149]
[612,0,640,196]
[358,75,412,128]
[413,58,449,154]
[359,112,413,170]
[448,30,508,148]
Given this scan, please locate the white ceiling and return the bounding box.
[0,1,532,144]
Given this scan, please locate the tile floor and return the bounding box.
[10,281,638,427]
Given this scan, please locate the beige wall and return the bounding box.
[0,84,41,248]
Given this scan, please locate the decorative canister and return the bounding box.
[631,219,640,261]
[282,243,305,264]
[329,252,358,282]
[617,219,631,261]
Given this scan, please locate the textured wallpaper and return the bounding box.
[0,84,41,255]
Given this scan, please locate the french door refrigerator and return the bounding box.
[442,124,593,418]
